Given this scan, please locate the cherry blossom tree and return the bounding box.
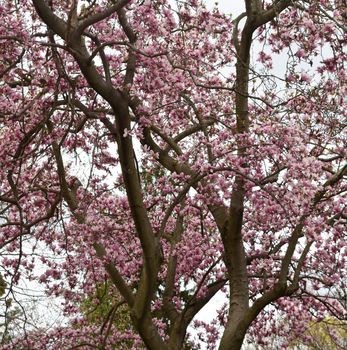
[0,0,346,349]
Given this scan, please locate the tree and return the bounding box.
[0,0,346,349]
[282,317,346,350]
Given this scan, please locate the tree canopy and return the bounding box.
[0,0,346,349]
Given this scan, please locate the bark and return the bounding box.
[32,1,166,348]
[219,1,295,349]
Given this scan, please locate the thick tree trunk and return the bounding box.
[219,2,294,349]
[219,313,249,350]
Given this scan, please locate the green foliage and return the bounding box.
[0,273,6,297]
[290,317,347,350]
[141,166,166,191]
[80,281,200,349]
[0,303,23,345]
[80,281,135,348]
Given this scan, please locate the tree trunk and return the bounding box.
[218,313,249,350]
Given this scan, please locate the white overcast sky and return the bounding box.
[208,0,245,16]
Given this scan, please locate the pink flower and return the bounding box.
[286,73,296,82]
[323,23,334,34]
[300,72,311,83]
[295,49,306,58]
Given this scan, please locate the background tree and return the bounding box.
[0,0,346,349]
[290,317,347,350]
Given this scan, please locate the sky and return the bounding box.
[209,0,245,16]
